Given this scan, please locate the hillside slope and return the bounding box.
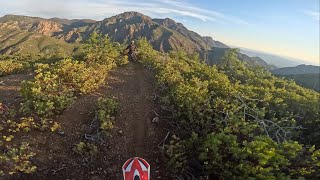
[0,12,274,69]
[0,15,77,55]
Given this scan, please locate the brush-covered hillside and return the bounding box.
[0,13,319,180]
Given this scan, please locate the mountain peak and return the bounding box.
[153,18,186,30]
[114,11,150,19]
[102,11,153,24]
[162,17,177,24]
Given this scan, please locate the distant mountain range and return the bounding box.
[272,64,320,75]
[237,48,320,91]
[0,12,289,70]
[206,47,277,70]
[238,48,314,67]
[272,65,320,92]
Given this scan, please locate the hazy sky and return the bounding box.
[0,0,319,65]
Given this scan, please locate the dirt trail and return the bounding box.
[107,62,154,156]
[2,63,168,179]
[100,62,166,179]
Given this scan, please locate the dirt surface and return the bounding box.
[2,63,169,180]
[0,73,34,106]
[99,62,168,179]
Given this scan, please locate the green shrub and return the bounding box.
[20,63,74,116]
[96,97,118,130]
[20,59,109,116]
[0,60,27,76]
[19,32,124,117]
[0,142,37,176]
[167,132,320,179]
[73,142,98,155]
[83,31,126,66]
[137,37,161,68]
[53,59,110,94]
[73,142,98,163]
[137,40,320,179]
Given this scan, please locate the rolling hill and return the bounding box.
[0,15,78,55]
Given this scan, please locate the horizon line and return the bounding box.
[227,44,319,66]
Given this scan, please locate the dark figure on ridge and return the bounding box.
[125,40,138,62]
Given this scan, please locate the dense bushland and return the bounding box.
[0,32,125,176]
[137,38,320,179]
[20,32,126,117]
[0,53,68,77]
[0,60,26,76]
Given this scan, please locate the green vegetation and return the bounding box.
[82,31,128,66]
[137,38,320,179]
[96,97,118,131]
[0,105,59,175]
[73,142,98,162]
[0,60,25,76]
[19,32,125,117]
[1,32,124,176]
[0,142,37,176]
[1,28,319,178]
[0,30,76,55]
[0,53,72,77]
[20,59,109,116]
[72,97,119,164]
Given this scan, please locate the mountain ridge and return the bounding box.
[272,64,320,75]
[0,11,273,69]
[238,47,316,67]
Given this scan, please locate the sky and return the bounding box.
[0,0,319,65]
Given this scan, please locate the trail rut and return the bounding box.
[102,62,166,179]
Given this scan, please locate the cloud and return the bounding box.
[157,0,249,25]
[303,10,320,21]
[0,0,249,25]
[153,8,214,22]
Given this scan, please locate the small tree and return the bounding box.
[83,31,122,67]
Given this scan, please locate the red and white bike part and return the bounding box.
[122,157,150,180]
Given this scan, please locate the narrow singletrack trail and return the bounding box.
[108,62,154,155]
[7,62,168,179]
[101,62,166,179]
